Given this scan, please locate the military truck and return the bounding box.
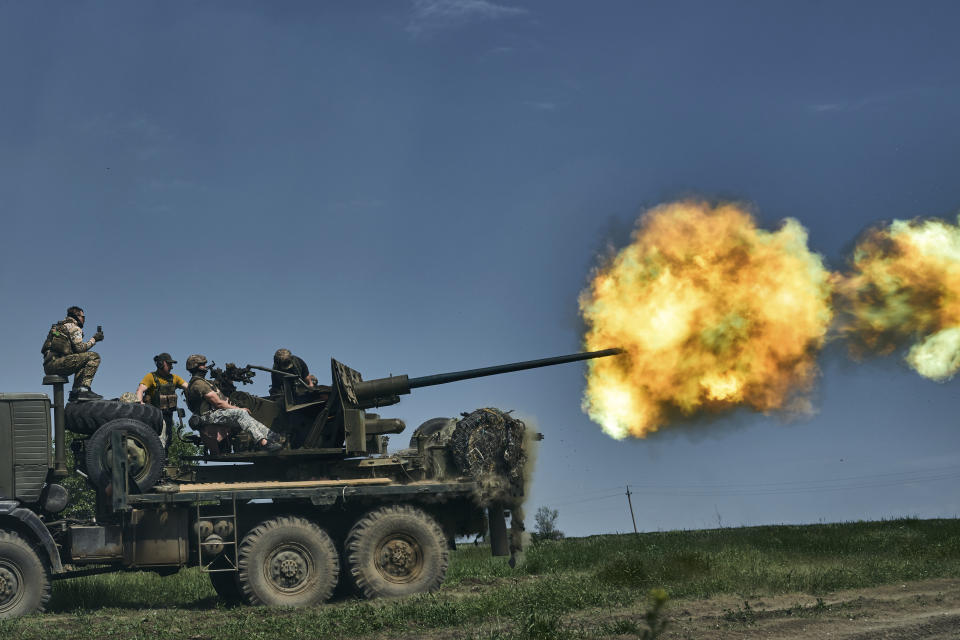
[0,348,621,618]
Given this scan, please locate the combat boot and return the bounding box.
[69,387,103,402]
[257,440,282,453]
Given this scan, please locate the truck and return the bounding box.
[0,348,621,618]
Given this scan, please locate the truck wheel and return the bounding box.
[85,418,166,492]
[237,516,339,607]
[345,505,449,599]
[0,531,50,619]
[65,400,163,435]
[209,571,243,605]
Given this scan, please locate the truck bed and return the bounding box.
[173,477,393,491]
[125,480,477,506]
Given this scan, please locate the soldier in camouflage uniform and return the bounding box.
[41,306,104,401]
[184,354,282,455]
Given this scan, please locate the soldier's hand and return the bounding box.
[93,329,105,342]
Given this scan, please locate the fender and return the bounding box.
[0,500,64,573]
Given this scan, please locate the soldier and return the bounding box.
[184,354,282,454]
[268,348,315,395]
[41,306,104,401]
[136,353,188,451]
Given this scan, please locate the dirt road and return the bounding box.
[658,577,960,639]
[21,576,960,640]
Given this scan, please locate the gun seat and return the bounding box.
[42,375,69,385]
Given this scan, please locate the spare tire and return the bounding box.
[65,400,163,436]
[84,418,166,492]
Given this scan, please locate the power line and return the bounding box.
[550,492,623,507]
[625,464,960,490]
[624,470,960,497]
[535,464,960,505]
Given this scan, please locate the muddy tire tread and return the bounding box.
[237,516,339,607]
[0,530,50,619]
[345,504,448,600]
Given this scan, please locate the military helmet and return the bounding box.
[185,354,208,372]
[274,348,293,367]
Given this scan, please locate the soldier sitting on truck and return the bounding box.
[268,348,315,395]
[184,354,283,455]
[136,353,188,452]
[41,306,104,401]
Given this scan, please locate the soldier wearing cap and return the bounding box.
[136,353,188,450]
[184,354,282,455]
[269,348,315,395]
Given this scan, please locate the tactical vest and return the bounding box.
[187,375,218,415]
[41,321,73,358]
[150,372,179,411]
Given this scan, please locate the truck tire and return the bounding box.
[345,505,448,599]
[84,418,166,492]
[209,571,243,605]
[408,417,454,448]
[65,400,163,436]
[0,530,50,619]
[237,516,339,607]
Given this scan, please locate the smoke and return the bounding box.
[579,200,834,439]
[837,216,960,381]
[507,416,540,558]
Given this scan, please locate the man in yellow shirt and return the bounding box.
[136,353,188,451]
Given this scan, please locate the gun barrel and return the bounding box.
[407,348,623,390]
[248,364,299,378]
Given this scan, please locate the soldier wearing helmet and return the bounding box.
[135,353,188,452]
[185,354,282,454]
[268,348,315,396]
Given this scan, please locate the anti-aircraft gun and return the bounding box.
[210,348,624,461]
[194,347,625,567]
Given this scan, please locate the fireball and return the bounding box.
[838,216,960,381]
[580,201,833,439]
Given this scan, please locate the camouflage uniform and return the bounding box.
[43,318,100,389]
[186,374,279,453]
[202,408,274,441]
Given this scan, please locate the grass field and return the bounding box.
[2,517,959,639]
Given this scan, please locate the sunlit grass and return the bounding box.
[0,518,956,639]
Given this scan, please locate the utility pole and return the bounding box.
[626,485,638,534]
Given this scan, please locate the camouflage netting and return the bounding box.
[449,408,527,506]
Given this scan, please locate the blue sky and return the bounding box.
[2,1,960,536]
